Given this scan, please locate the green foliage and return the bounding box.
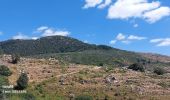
[104,66,114,72]
[98,63,104,66]
[22,93,36,100]
[35,49,144,67]
[0,76,8,99]
[0,65,12,76]
[0,47,3,55]
[15,73,28,90]
[154,67,165,75]
[128,63,145,72]
[0,36,112,56]
[35,84,43,94]
[11,54,20,64]
[75,95,93,100]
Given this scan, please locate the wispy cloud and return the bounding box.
[150,38,170,46]
[133,24,139,28]
[83,0,112,9]
[13,33,30,40]
[110,33,147,45]
[36,26,70,37]
[109,40,117,45]
[12,33,39,40]
[83,0,103,9]
[98,0,112,9]
[116,33,126,40]
[12,26,71,40]
[128,35,147,40]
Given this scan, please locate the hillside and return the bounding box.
[0,55,170,100]
[0,36,170,68]
[0,36,112,56]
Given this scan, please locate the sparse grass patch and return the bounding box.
[154,67,166,75]
[157,82,170,88]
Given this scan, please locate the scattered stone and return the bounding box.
[104,75,116,84]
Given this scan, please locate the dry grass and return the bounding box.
[0,55,170,100]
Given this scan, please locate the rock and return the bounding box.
[59,76,65,85]
[104,75,116,84]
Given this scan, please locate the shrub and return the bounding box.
[98,63,104,66]
[75,95,93,100]
[23,93,36,100]
[11,54,20,64]
[0,65,12,76]
[15,73,28,90]
[128,63,144,72]
[154,67,165,75]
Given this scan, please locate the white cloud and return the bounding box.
[42,29,70,37]
[83,0,170,23]
[13,33,39,40]
[110,33,146,45]
[37,26,48,32]
[128,35,146,40]
[133,24,139,28]
[150,38,163,43]
[83,40,89,43]
[31,37,39,40]
[36,26,70,37]
[83,0,103,9]
[143,7,170,23]
[109,40,117,44]
[98,0,112,9]
[122,40,131,44]
[150,38,170,46]
[13,33,29,40]
[116,33,126,40]
[107,0,160,19]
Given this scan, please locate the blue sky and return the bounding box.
[0,0,170,55]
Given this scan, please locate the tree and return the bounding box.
[128,63,145,72]
[15,73,28,90]
[154,67,165,75]
[11,54,20,64]
[0,65,12,76]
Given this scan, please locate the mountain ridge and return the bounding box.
[0,35,170,67]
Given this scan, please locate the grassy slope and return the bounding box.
[33,50,170,69]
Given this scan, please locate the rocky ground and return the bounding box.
[0,55,170,100]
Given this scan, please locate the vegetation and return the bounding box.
[34,50,147,67]
[128,63,145,72]
[0,76,8,100]
[0,36,112,56]
[154,67,166,75]
[0,65,11,100]
[0,65,12,76]
[0,36,169,68]
[75,95,93,100]
[11,54,20,64]
[15,73,29,90]
[22,93,36,100]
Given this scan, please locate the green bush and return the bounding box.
[128,63,144,72]
[23,93,36,100]
[0,65,12,76]
[0,76,8,99]
[75,95,93,100]
[154,67,165,75]
[11,54,20,64]
[15,73,28,90]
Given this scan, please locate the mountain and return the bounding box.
[0,36,112,56]
[0,36,169,67]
